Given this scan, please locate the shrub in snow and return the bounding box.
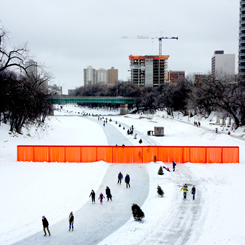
[131,203,145,222]
[158,166,164,175]
[157,185,164,197]
[139,139,143,144]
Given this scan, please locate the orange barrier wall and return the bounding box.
[17,145,239,164]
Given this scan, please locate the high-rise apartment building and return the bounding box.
[84,66,97,86]
[129,55,169,87]
[211,50,235,76]
[239,0,245,74]
[97,68,108,84]
[108,67,118,86]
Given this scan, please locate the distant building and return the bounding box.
[108,67,118,85]
[68,89,76,96]
[25,59,38,78]
[48,84,62,95]
[239,0,245,74]
[129,55,169,87]
[166,70,185,84]
[84,66,118,86]
[194,73,209,84]
[211,50,235,76]
[84,66,97,86]
[97,68,108,84]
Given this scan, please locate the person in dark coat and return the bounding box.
[173,161,176,171]
[125,174,130,188]
[42,216,51,236]
[105,186,112,201]
[191,185,196,200]
[118,172,123,184]
[69,212,74,231]
[89,190,96,204]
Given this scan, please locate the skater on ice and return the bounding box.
[69,212,74,231]
[173,161,176,171]
[191,185,196,200]
[89,190,96,204]
[125,174,130,188]
[181,184,188,199]
[105,186,112,201]
[42,216,51,236]
[118,172,123,184]
[98,193,105,204]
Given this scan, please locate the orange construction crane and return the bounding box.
[120,35,178,55]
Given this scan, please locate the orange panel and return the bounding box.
[97,147,113,163]
[223,147,239,163]
[50,146,66,162]
[158,147,170,162]
[65,146,81,162]
[182,147,190,163]
[81,147,97,162]
[206,147,222,163]
[143,146,158,163]
[34,146,49,162]
[133,147,143,163]
[168,147,183,163]
[17,146,33,162]
[189,147,206,163]
[112,147,125,163]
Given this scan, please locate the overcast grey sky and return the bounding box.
[0,0,239,94]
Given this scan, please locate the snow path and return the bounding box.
[14,164,149,245]
[139,164,207,245]
[84,116,134,146]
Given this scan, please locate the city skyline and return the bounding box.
[0,0,239,93]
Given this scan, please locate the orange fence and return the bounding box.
[17,145,239,164]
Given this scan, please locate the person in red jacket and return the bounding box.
[42,216,51,236]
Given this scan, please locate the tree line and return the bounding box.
[73,73,245,129]
[0,27,52,133]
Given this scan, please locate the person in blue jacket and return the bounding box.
[125,174,130,188]
[173,161,176,171]
[118,172,123,184]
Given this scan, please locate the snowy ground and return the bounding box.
[0,105,245,245]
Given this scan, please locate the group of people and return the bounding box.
[42,211,74,236]
[194,121,201,127]
[89,186,112,205]
[181,184,196,200]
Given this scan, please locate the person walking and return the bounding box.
[118,172,123,184]
[105,186,112,201]
[125,174,130,188]
[181,184,188,199]
[173,161,176,172]
[42,216,51,236]
[69,212,74,231]
[89,190,96,204]
[191,185,196,200]
[98,193,105,204]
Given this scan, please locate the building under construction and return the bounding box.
[129,55,169,87]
